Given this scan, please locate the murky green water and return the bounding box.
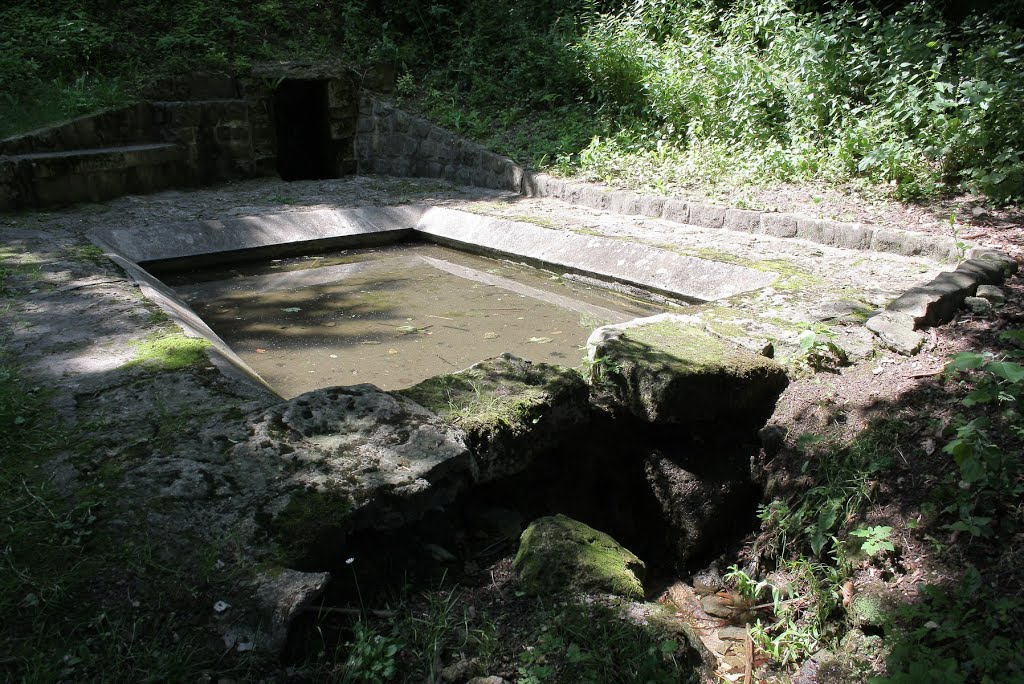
[167,243,660,397]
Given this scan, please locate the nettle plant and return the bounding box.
[942,329,1024,538]
[796,323,850,372]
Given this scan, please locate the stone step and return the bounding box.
[0,104,157,156]
[1,143,189,211]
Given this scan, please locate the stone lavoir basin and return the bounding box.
[164,242,661,396]
[91,204,777,397]
[89,203,797,677]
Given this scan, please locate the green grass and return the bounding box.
[0,75,132,139]
[876,567,1024,684]
[515,601,692,684]
[0,348,264,681]
[755,420,900,561]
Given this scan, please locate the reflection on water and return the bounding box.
[167,243,662,397]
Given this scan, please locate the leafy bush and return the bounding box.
[941,330,1024,538]
[875,567,1024,684]
[570,0,1024,201]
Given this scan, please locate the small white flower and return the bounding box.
[345,557,355,565]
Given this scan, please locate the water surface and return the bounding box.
[168,244,661,397]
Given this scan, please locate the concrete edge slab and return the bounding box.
[413,206,777,302]
[89,235,281,398]
[89,205,425,264]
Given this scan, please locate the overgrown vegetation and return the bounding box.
[569,0,1024,201]
[745,327,1024,680]
[306,587,690,683]
[4,0,1024,202]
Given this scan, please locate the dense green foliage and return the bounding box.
[572,0,1024,200]
[2,0,1023,202]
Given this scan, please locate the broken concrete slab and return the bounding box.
[865,310,924,356]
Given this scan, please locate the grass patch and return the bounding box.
[877,567,1024,683]
[515,601,692,683]
[756,420,900,561]
[0,344,263,680]
[0,75,133,139]
[0,248,43,296]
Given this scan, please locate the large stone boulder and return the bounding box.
[398,354,590,482]
[123,384,471,571]
[586,314,788,433]
[512,514,646,599]
[251,385,472,568]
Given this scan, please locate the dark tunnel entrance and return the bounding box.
[274,79,332,181]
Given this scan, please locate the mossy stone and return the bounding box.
[512,514,646,599]
[848,589,891,628]
[123,331,211,371]
[398,354,589,482]
[588,314,788,431]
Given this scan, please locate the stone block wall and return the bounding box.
[355,95,522,190]
[0,104,158,156]
[153,99,275,183]
[0,73,277,210]
[327,79,359,176]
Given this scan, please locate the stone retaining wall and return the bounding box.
[352,97,963,263]
[0,104,157,156]
[354,95,522,191]
[519,173,965,263]
[0,97,271,210]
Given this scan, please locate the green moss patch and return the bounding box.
[513,514,646,599]
[617,321,769,377]
[590,317,789,427]
[398,355,584,435]
[649,244,821,292]
[123,332,211,372]
[401,372,546,433]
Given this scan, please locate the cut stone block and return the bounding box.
[865,311,924,356]
[976,284,1006,305]
[586,314,788,432]
[399,354,589,483]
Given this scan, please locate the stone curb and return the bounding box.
[891,250,1018,319]
[517,172,1019,355]
[521,172,963,263]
